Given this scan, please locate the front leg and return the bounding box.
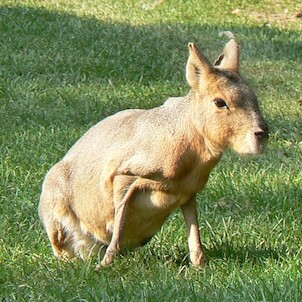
[181,195,205,267]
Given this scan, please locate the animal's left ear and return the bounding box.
[214,31,240,73]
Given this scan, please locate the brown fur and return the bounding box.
[39,33,269,268]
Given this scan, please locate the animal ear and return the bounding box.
[186,43,213,90]
[214,31,240,73]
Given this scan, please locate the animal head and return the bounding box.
[186,32,269,156]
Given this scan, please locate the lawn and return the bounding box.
[0,0,301,301]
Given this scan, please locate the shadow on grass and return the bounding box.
[141,241,286,268]
[0,5,301,128]
[205,242,285,264]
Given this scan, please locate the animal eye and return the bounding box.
[214,98,228,109]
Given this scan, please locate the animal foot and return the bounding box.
[95,248,116,271]
[190,250,205,267]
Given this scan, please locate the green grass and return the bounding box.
[0,0,301,301]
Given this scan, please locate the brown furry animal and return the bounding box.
[39,32,269,269]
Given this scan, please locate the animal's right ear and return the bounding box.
[186,43,213,90]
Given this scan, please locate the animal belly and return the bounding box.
[121,190,186,248]
[72,189,188,250]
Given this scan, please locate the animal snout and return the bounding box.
[254,123,269,140]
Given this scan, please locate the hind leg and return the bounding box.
[44,218,75,260]
[39,162,76,260]
[39,162,104,260]
[42,209,102,261]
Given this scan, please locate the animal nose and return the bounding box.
[254,124,269,140]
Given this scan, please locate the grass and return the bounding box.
[0,0,301,301]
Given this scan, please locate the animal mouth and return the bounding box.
[233,131,269,156]
[255,140,268,155]
[248,134,269,155]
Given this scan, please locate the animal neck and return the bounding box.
[182,91,224,163]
